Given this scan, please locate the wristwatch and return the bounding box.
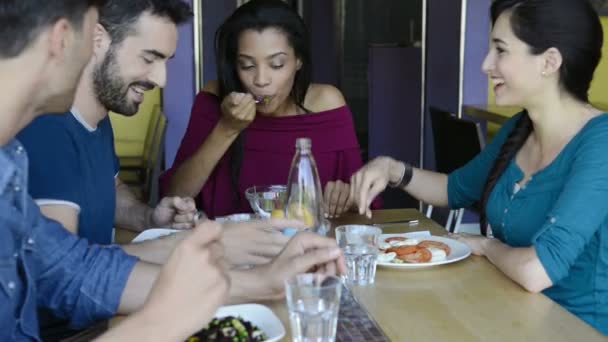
[388,161,413,188]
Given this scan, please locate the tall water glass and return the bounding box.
[285,274,342,342]
[335,225,381,286]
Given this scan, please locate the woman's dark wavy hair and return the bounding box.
[214,0,312,201]
[479,0,602,236]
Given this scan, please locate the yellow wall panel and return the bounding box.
[111,88,161,156]
[589,17,608,106]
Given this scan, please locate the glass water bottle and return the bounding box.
[284,138,324,231]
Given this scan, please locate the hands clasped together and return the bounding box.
[137,216,346,339]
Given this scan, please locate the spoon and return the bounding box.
[253,94,272,105]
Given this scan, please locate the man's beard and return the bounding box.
[92,48,154,116]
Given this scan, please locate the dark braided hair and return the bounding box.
[480,112,533,236]
[479,0,602,236]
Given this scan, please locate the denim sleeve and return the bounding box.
[447,114,521,209]
[532,120,608,284]
[30,203,138,328]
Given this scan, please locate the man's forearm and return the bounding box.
[115,178,152,232]
[122,242,170,265]
[226,267,279,304]
[117,261,160,314]
[121,232,187,265]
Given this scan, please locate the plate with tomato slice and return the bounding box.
[376,233,471,269]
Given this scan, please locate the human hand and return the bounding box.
[323,180,353,218]
[151,197,198,230]
[221,219,305,266]
[219,92,257,133]
[350,156,404,218]
[256,232,346,299]
[138,221,229,341]
[449,232,490,256]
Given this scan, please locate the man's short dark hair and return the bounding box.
[99,0,193,46]
[0,0,105,59]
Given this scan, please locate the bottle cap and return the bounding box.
[295,137,311,149]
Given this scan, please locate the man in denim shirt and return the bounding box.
[0,1,232,340]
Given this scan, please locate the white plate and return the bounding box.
[215,213,256,223]
[206,304,285,342]
[377,233,471,269]
[131,228,178,243]
[131,214,256,243]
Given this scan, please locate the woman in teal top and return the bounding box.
[350,0,607,335]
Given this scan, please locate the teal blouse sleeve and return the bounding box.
[447,113,522,209]
[532,118,608,284]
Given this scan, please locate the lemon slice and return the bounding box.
[271,209,285,219]
[286,203,315,227]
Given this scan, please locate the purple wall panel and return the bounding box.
[368,47,421,163]
[163,0,194,166]
[164,0,235,166]
[463,0,490,107]
[368,47,421,208]
[424,0,463,171]
[202,1,237,84]
[461,0,490,225]
[304,0,338,85]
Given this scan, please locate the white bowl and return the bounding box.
[210,304,285,342]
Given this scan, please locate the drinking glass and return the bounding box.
[335,225,381,286]
[285,274,342,342]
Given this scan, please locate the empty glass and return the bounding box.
[285,274,342,342]
[335,225,382,286]
[244,185,287,218]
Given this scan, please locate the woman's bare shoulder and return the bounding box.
[303,84,347,112]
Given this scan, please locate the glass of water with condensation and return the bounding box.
[335,225,381,286]
[285,274,342,342]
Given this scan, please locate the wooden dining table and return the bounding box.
[263,209,605,341]
[105,209,605,341]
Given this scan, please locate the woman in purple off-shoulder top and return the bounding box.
[160,0,380,219]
